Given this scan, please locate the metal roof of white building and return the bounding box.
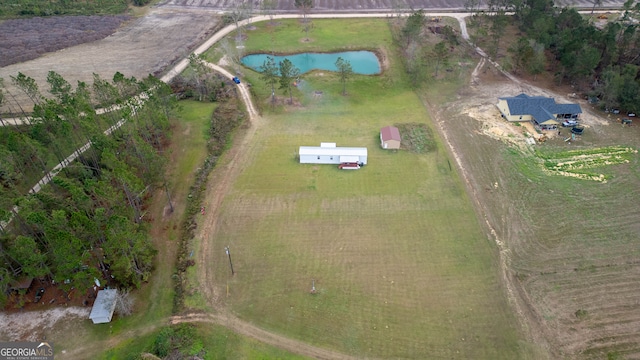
[89,289,117,323]
[299,146,367,156]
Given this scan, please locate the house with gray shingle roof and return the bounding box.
[496,93,582,130]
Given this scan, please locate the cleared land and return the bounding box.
[0,15,130,67]
[435,63,640,359]
[0,7,222,113]
[189,18,533,359]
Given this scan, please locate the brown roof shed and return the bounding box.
[380,126,401,150]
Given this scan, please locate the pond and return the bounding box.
[241,51,381,75]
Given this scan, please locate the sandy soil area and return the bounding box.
[0,307,89,342]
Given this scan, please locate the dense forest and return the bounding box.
[0,72,177,306]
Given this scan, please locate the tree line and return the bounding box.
[0,71,177,306]
[468,0,640,112]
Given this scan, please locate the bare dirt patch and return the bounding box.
[0,7,223,113]
[0,15,130,67]
[0,307,89,341]
[434,57,640,359]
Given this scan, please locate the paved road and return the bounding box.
[159,0,629,12]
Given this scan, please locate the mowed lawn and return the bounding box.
[204,19,530,359]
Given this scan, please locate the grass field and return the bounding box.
[193,18,535,359]
[438,69,640,358]
[101,323,309,360]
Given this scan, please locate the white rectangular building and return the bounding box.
[89,289,118,324]
[299,144,368,165]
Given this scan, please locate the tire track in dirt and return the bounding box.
[429,15,555,358]
[193,60,263,307]
[170,313,364,360]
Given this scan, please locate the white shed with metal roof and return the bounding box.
[299,144,367,165]
[89,289,117,324]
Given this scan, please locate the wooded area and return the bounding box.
[0,71,177,306]
[467,0,640,113]
[389,0,640,113]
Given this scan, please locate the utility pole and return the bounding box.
[225,246,235,275]
[164,182,174,213]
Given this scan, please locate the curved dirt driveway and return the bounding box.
[170,313,364,360]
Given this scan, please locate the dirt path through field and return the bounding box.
[195,63,263,306]
[170,313,364,360]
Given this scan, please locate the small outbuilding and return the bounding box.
[380,126,401,149]
[9,277,33,292]
[89,289,117,324]
[299,143,368,165]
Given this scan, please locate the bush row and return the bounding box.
[172,87,246,314]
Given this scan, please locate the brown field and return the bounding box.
[435,62,640,359]
[0,15,130,67]
[0,7,223,114]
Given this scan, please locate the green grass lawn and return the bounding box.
[125,101,215,326]
[196,18,534,359]
[101,323,309,360]
[242,19,394,54]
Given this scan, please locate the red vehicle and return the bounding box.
[338,162,361,170]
